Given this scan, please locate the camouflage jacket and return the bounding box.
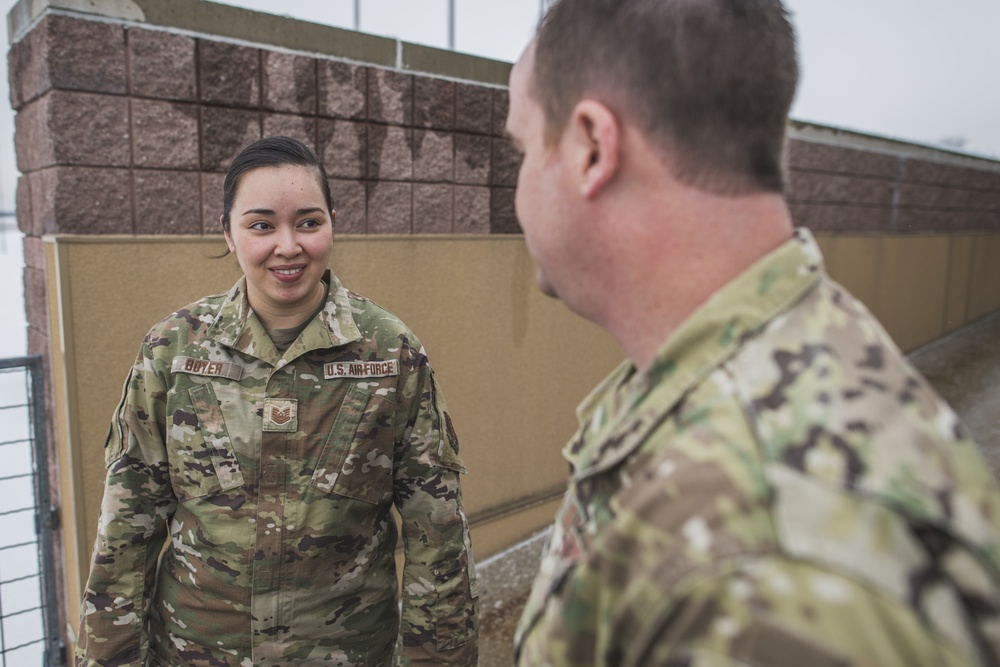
[515,229,1000,666]
[77,271,479,667]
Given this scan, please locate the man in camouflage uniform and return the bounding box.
[506,1,1000,665]
[76,270,478,666]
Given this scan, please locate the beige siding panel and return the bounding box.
[814,233,883,318]
[876,236,950,351]
[45,235,622,601]
[944,236,974,334]
[968,234,1000,321]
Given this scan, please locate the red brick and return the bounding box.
[133,171,202,235]
[44,15,127,95]
[131,99,200,169]
[454,186,490,234]
[7,26,46,109]
[895,183,973,210]
[201,172,227,234]
[493,89,509,137]
[318,119,367,180]
[17,91,130,170]
[27,327,49,359]
[201,107,261,171]
[23,266,47,339]
[22,236,45,271]
[904,159,1000,192]
[127,28,196,101]
[786,139,900,180]
[367,182,412,234]
[490,187,520,234]
[34,167,133,234]
[368,69,412,125]
[262,51,316,114]
[491,137,521,187]
[414,76,454,130]
[14,97,55,172]
[413,130,453,183]
[264,114,318,151]
[455,134,491,185]
[199,39,260,108]
[413,184,453,233]
[788,203,894,234]
[895,208,998,233]
[16,177,34,237]
[318,61,367,120]
[456,83,492,135]
[368,125,412,181]
[786,171,895,207]
[330,179,366,234]
[24,171,50,236]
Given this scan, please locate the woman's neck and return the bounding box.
[250,279,327,330]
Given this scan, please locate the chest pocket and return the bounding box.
[311,384,395,505]
[167,382,245,501]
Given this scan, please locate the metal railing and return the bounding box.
[0,356,63,666]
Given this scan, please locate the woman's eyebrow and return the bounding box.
[241,207,326,216]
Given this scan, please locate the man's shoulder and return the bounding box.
[730,274,985,504]
[723,274,1000,592]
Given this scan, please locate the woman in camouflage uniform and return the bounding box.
[76,136,479,667]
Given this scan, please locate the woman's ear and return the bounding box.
[221,215,236,254]
[566,99,621,199]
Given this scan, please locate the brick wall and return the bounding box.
[9,11,521,368]
[787,132,1000,233]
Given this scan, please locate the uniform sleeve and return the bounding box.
[75,343,177,667]
[393,346,479,667]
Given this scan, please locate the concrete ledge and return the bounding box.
[790,120,1000,173]
[909,309,1000,473]
[476,528,548,667]
[7,0,512,86]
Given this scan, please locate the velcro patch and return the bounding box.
[263,398,298,432]
[324,360,399,379]
[172,356,243,381]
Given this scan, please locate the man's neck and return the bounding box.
[594,191,795,372]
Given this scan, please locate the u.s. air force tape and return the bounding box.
[324,359,399,379]
[171,356,243,381]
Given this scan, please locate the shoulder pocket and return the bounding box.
[431,374,465,474]
[310,384,395,504]
[104,369,135,468]
[166,383,244,501]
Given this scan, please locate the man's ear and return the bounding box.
[221,215,236,254]
[565,99,620,199]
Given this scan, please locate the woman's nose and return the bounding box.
[273,227,301,257]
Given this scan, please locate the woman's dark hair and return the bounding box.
[221,136,334,232]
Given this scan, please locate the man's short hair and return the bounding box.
[533,0,799,195]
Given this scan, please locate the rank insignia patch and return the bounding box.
[263,398,298,432]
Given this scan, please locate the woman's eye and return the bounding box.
[300,219,321,229]
[249,221,272,231]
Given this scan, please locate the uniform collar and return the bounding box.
[566,228,825,479]
[208,270,362,364]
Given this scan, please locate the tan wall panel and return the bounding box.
[45,235,623,603]
[874,236,951,351]
[814,233,883,318]
[45,230,1000,624]
[944,236,974,335]
[968,235,1000,322]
